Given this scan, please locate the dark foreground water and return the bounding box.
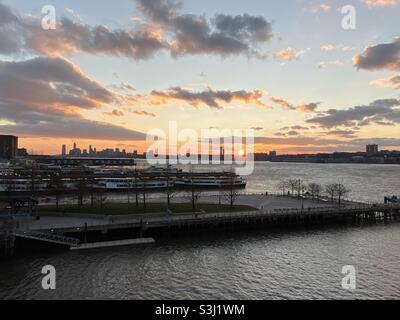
[1,224,400,300]
[1,163,400,300]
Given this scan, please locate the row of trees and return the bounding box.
[276,179,350,205]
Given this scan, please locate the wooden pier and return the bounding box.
[4,195,400,255]
[28,202,400,238]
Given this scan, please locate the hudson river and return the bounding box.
[1,163,400,299]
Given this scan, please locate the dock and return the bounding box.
[27,195,400,235]
[70,237,155,250]
[4,195,400,256]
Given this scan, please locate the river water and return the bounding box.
[1,162,399,300]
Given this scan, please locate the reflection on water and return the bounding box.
[1,224,400,300]
[1,163,400,300]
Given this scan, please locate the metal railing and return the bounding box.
[13,230,80,246]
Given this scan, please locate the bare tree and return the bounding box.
[276,180,288,196]
[288,179,298,196]
[308,183,322,201]
[141,176,147,210]
[187,176,202,212]
[131,166,140,206]
[288,179,303,198]
[325,184,337,202]
[224,174,240,208]
[165,171,178,208]
[26,163,39,197]
[48,174,64,211]
[75,173,93,207]
[335,183,350,205]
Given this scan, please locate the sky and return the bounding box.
[0,0,399,155]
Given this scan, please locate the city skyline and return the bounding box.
[0,0,399,154]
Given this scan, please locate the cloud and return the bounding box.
[318,60,344,69]
[280,125,310,131]
[0,56,115,114]
[255,136,400,152]
[360,0,397,8]
[131,110,157,117]
[296,103,320,113]
[320,44,354,52]
[104,109,125,117]
[311,4,332,13]
[136,0,273,58]
[269,97,320,113]
[250,127,264,131]
[148,87,269,109]
[323,129,358,138]
[273,47,310,62]
[25,17,168,60]
[0,56,147,140]
[0,2,22,54]
[0,0,274,60]
[0,2,168,59]
[0,1,274,60]
[370,74,400,89]
[307,98,400,128]
[353,38,400,71]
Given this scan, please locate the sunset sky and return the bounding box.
[0,0,399,155]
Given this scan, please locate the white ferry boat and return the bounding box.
[95,177,173,190]
[0,178,51,192]
[174,175,246,189]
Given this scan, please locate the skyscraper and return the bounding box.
[0,135,18,160]
[366,144,379,154]
[62,144,66,157]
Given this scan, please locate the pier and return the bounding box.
[18,195,400,250]
[3,194,400,255]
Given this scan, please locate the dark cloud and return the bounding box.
[0,102,146,140]
[136,0,273,58]
[104,109,125,117]
[0,1,273,60]
[131,110,157,117]
[353,38,400,71]
[0,57,147,141]
[269,96,320,113]
[213,14,273,43]
[323,129,358,138]
[149,87,268,109]
[0,2,22,54]
[26,17,168,59]
[307,98,400,128]
[0,56,114,112]
[0,2,167,59]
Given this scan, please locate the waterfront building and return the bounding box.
[0,135,18,160]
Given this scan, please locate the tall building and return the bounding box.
[61,144,66,157]
[0,135,18,160]
[366,144,379,154]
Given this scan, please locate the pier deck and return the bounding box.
[26,195,400,235]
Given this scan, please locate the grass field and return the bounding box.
[38,202,257,215]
